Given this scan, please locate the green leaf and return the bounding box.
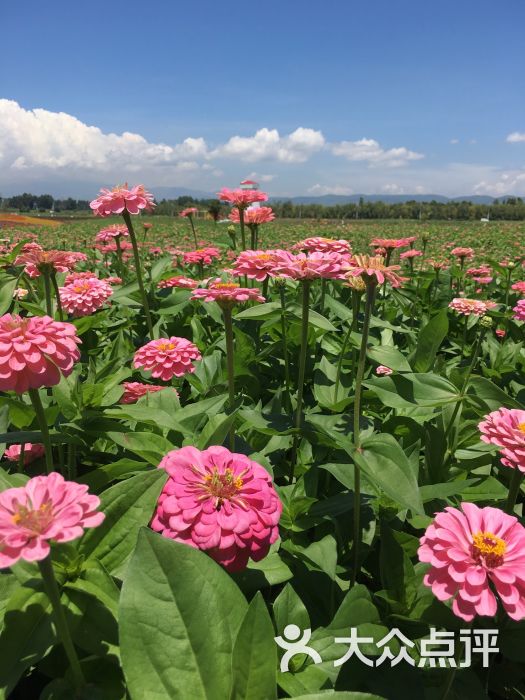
[364,373,459,408]
[119,529,247,700]
[79,469,168,577]
[231,592,277,700]
[106,431,175,465]
[466,376,524,411]
[273,583,310,634]
[290,693,387,699]
[196,412,237,449]
[366,345,412,373]
[0,275,18,315]
[235,302,281,320]
[412,309,449,372]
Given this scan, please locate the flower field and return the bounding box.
[0,186,524,700]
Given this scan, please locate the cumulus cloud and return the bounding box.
[506,131,525,143]
[308,184,354,196]
[210,127,325,163]
[473,169,525,196]
[246,171,276,183]
[330,138,424,167]
[450,139,460,144]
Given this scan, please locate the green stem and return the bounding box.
[505,469,523,514]
[121,210,154,339]
[350,283,375,587]
[320,279,327,313]
[222,306,236,451]
[278,284,292,411]
[17,443,25,473]
[334,292,360,402]
[115,235,124,276]
[189,217,198,247]
[239,209,246,251]
[291,281,311,471]
[28,389,53,474]
[38,557,85,690]
[50,273,64,321]
[43,271,53,316]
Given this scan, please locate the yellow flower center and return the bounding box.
[158,341,175,351]
[73,282,90,293]
[518,422,525,435]
[203,467,244,508]
[472,531,506,568]
[214,283,239,291]
[12,501,54,533]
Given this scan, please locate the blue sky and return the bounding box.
[2,0,524,197]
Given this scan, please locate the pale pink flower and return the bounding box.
[467,266,492,277]
[90,184,155,216]
[179,207,198,218]
[13,288,28,300]
[4,443,44,466]
[105,276,122,285]
[272,251,347,280]
[513,299,525,321]
[133,337,201,381]
[511,281,525,295]
[451,247,475,260]
[183,248,221,266]
[293,237,351,254]
[0,472,104,568]
[95,225,129,242]
[151,445,282,572]
[448,298,497,316]
[120,382,178,404]
[418,503,525,621]
[231,250,284,281]
[191,280,265,304]
[64,271,98,285]
[15,249,87,279]
[59,277,113,317]
[376,365,393,376]
[217,188,268,209]
[427,260,448,271]
[158,275,199,290]
[0,314,81,393]
[479,407,525,471]
[400,249,423,259]
[370,238,410,250]
[346,254,407,288]
[229,206,275,225]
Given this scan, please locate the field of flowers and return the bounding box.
[0,185,524,700]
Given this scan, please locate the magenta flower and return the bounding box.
[0,473,104,568]
[191,280,265,305]
[511,281,525,295]
[273,251,347,280]
[293,237,351,255]
[0,314,81,393]
[418,503,525,621]
[448,298,497,316]
[217,188,268,209]
[231,250,284,282]
[151,446,282,571]
[513,299,525,321]
[183,248,221,266]
[376,365,393,376]
[133,337,201,381]
[4,443,44,466]
[120,382,178,404]
[90,184,155,217]
[479,407,525,471]
[158,275,199,290]
[59,277,113,317]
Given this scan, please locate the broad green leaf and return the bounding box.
[231,592,277,700]
[79,469,167,576]
[235,302,281,320]
[366,345,412,373]
[119,529,247,700]
[412,309,449,372]
[364,373,459,408]
[466,376,524,411]
[106,431,175,465]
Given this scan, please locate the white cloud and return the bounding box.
[450,139,460,144]
[473,169,525,196]
[246,171,275,183]
[506,131,525,143]
[330,137,424,167]
[210,127,325,163]
[381,183,405,194]
[308,184,353,196]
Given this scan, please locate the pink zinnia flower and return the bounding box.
[179,207,198,218]
[0,472,104,568]
[496,329,506,338]
[0,314,81,393]
[59,277,113,317]
[427,260,448,271]
[13,288,28,300]
[15,249,87,279]
[273,251,347,280]
[293,237,351,255]
[90,184,155,217]
[229,206,275,225]
[231,250,284,281]
[448,298,497,316]
[370,238,410,250]
[4,443,44,466]
[376,365,393,376]
[151,445,282,572]
[191,280,265,305]
[511,281,525,295]
[217,188,268,209]
[400,249,423,259]
[513,299,525,321]
[418,503,525,621]
[479,407,525,471]
[95,225,129,243]
[183,248,221,266]
[346,254,407,288]
[158,275,199,290]
[451,247,475,260]
[120,382,178,404]
[105,276,122,285]
[133,337,201,381]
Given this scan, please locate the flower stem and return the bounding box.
[278,284,292,411]
[334,292,360,402]
[222,305,236,451]
[28,388,53,474]
[43,271,53,316]
[350,283,375,587]
[50,273,64,321]
[121,210,154,339]
[38,556,85,691]
[239,209,247,251]
[189,217,198,247]
[505,468,523,514]
[290,281,311,472]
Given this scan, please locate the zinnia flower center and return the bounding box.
[518,422,525,435]
[203,467,243,505]
[214,283,239,291]
[472,531,506,568]
[158,341,175,351]
[12,501,54,533]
